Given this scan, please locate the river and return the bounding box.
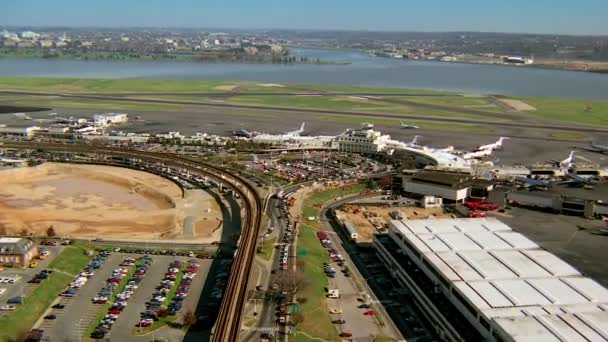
[0,48,606,99]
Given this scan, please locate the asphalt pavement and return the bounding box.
[38,253,124,341]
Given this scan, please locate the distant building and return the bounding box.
[403,171,475,202]
[502,56,534,65]
[93,113,128,128]
[334,123,391,154]
[0,237,38,266]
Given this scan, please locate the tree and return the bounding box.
[183,309,197,326]
[270,270,310,296]
[157,308,169,318]
[46,225,56,237]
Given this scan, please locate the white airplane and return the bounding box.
[400,121,419,129]
[463,149,493,160]
[285,122,306,137]
[476,137,509,151]
[409,135,421,146]
[552,150,576,169]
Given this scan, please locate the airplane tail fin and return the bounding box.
[568,150,575,163]
[299,122,305,133]
[411,135,420,145]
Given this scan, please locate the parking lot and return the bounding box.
[0,245,63,318]
[32,252,210,341]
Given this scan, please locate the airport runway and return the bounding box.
[2,90,608,134]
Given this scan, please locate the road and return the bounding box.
[2,90,607,133]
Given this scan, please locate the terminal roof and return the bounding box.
[388,218,608,323]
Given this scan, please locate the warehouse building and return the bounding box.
[374,218,608,342]
[403,171,478,202]
[0,237,38,266]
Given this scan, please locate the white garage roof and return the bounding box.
[493,311,608,342]
[387,218,608,325]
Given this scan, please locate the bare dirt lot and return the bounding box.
[497,99,536,111]
[337,204,449,242]
[0,163,221,242]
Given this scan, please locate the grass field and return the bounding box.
[258,237,277,261]
[47,245,96,275]
[295,224,338,341]
[517,96,608,127]
[295,183,369,341]
[0,246,92,341]
[1,77,607,127]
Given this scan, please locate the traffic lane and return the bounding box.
[107,256,172,338]
[43,252,124,341]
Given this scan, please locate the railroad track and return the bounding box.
[1,142,262,341]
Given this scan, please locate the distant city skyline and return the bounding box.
[1,0,607,36]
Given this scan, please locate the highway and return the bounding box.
[3,90,608,133]
[2,142,263,342]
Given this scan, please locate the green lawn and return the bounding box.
[295,183,370,341]
[47,244,95,275]
[0,246,92,341]
[2,76,606,128]
[295,224,338,341]
[257,237,277,261]
[0,272,72,341]
[516,96,608,127]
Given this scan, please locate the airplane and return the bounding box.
[463,149,493,160]
[576,142,608,155]
[551,151,576,169]
[285,122,306,137]
[400,121,419,129]
[476,137,509,151]
[559,173,598,187]
[514,176,551,190]
[408,135,421,146]
[232,128,257,138]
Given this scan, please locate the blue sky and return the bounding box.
[1,0,606,35]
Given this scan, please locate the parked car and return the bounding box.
[44,314,57,320]
[51,304,65,309]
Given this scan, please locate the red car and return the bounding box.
[108,309,121,315]
[363,310,376,316]
[339,332,352,338]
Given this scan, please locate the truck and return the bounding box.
[327,289,340,298]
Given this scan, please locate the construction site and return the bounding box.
[0,163,222,242]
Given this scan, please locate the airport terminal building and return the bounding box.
[373,218,608,342]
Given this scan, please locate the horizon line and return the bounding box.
[1,25,607,38]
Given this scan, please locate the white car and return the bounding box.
[0,305,16,311]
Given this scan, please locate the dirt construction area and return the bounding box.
[337,204,449,242]
[0,163,221,242]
